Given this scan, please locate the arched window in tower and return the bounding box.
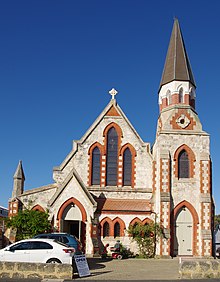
[123,148,132,186]
[189,88,195,108]
[92,147,101,185]
[167,90,172,105]
[179,88,184,103]
[106,127,118,186]
[178,150,189,178]
[103,221,110,238]
[114,222,120,238]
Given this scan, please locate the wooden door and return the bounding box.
[174,207,193,256]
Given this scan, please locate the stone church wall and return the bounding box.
[53,115,153,190]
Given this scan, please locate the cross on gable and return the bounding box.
[109,88,118,100]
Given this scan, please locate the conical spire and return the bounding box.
[12,160,25,198]
[13,160,25,180]
[159,18,196,91]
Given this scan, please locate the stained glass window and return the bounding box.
[123,148,132,186]
[106,128,118,186]
[178,150,189,178]
[92,147,101,185]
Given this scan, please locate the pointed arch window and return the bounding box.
[123,148,132,186]
[92,147,101,185]
[103,222,110,238]
[106,127,118,186]
[179,88,184,103]
[178,150,189,178]
[114,222,120,238]
[167,90,172,105]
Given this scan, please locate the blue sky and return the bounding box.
[0,0,219,213]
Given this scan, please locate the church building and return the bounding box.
[8,19,214,257]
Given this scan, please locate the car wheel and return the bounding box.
[46,258,61,264]
[117,254,123,260]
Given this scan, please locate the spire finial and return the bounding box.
[109,88,118,100]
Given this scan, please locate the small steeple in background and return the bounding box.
[12,160,25,198]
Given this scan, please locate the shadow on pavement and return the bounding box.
[74,270,112,279]
[86,257,113,270]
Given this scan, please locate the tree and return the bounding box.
[5,209,51,240]
[215,214,220,229]
[128,222,162,258]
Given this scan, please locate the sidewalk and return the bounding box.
[74,257,180,280]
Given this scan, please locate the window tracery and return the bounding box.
[89,124,136,187]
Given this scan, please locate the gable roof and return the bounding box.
[159,18,196,91]
[49,168,97,207]
[80,98,144,144]
[56,98,149,171]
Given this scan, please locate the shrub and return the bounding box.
[128,222,162,258]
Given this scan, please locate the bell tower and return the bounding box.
[158,18,196,113]
[153,19,213,257]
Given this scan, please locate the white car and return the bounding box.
[0,238,75,264]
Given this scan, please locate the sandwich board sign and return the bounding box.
[74,254,90,277]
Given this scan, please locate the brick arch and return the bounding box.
[174,200,199,224]
[112,217,126,237]
[57,197,87,222]
[173,144,196,178]
[103,122,123,187]
[120,143,136,188]
[120,143,136,157]
[57,197,87,250]
[100,217,114,237]
[171,200,199,256]
[142,217,153,225]
[32,205,45,212]
[88,142,103,186]
[103,122,123,139]
[103,122,123,154]
[88,142,104,155]
[129,217,142,226]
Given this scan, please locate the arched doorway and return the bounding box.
[61,204,82,238]
[174,206,193,256]
[57,198,87,251]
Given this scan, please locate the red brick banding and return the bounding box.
[88,123,137,188]
[88,142,104,186]
[120,143,137,188]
